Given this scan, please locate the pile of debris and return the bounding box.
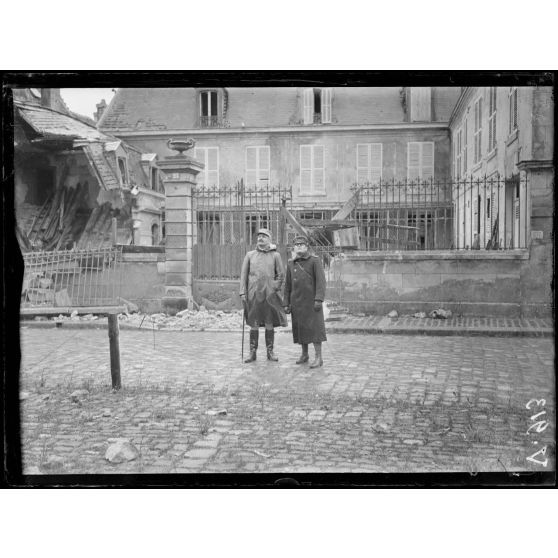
[121,308,245,331]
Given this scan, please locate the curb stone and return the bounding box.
[20,319,553,337]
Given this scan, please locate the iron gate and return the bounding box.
[192,181,292,280]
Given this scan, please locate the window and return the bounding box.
[303,88,332,124]
[300,145,325,194]
[245,146,270,188]
[488,87,497,152]
[199,90,219,127]
[194,147,219,187]
[151,167,159,191]
[455,130,462,179]
[117,157,128,186]
[407,142,434,180]
[509,87,518,134]
[473,97,483,164]
[463,117,468,173]
[151,223,159,246]
[357,144,382,185]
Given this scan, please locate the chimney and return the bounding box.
[95,99,107,122]
[40,88,68,112]
[40,89,53,108]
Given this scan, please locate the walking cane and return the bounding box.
[241,311,245,363]
[241,297,248,363]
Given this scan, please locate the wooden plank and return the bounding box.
[20,305,127,316]
[332,186,362,221]
[280,205,309,238]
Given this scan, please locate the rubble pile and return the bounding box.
[124,308,246,331]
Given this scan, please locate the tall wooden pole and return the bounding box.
[108,312,121,390]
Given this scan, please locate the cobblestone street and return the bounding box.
[18,327,555,475]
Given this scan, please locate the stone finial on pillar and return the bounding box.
[158,139,203,313]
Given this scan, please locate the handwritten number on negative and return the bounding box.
[526,420,549,434]
[525,398,546,410]
[526,445,548,467]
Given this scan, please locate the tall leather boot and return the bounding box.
[296,343,309,364]
[244,329,258,363]
[265,329,278,361]
[309,342,323,368]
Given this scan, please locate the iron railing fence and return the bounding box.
[452,175,527,250]
[350,176,528,250]
[193,181,293,246]
[21,246,124,309]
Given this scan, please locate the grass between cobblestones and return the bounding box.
[21,369,555,475]
[18,330,555,475]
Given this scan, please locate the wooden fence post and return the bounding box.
[108,312,122,390]
[111,217,118,247]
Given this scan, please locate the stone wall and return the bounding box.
[120,247,165,313]
[327,247,552,318]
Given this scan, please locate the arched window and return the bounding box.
[151,222,159,246]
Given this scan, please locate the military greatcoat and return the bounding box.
[239,247,287,328]
[284,253,327,344]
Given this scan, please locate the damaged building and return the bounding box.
[14,88,165,252]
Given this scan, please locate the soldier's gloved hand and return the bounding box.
[284,305,291,314]
[314,300,322,312]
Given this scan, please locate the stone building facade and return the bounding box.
[98,87,460,212]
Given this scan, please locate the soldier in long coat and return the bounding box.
[283,235,327,368]
[240,228,287,362]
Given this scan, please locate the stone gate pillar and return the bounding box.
[158,139,203,313]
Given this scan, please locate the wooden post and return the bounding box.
[111,217,118,246]
[108,313,122,390]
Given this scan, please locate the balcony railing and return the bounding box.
[199,115,220,128]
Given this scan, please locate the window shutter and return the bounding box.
[421,142,434,180]
[258,146,270,185]
[370,144,382,183]
[322,88,332,123]
[408,142,421,179]
[313,145,325,192]
[207,147,219,187]
[489,118,493,150]
[303,89,314,124]
[463,118,468,172]
[357,144,369,184]
[513,89,518,129]
[300,145,312,192]
[246,147,257,187]
[508,89,513,134]
[194,147,205,185]
[478,98,482,160]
